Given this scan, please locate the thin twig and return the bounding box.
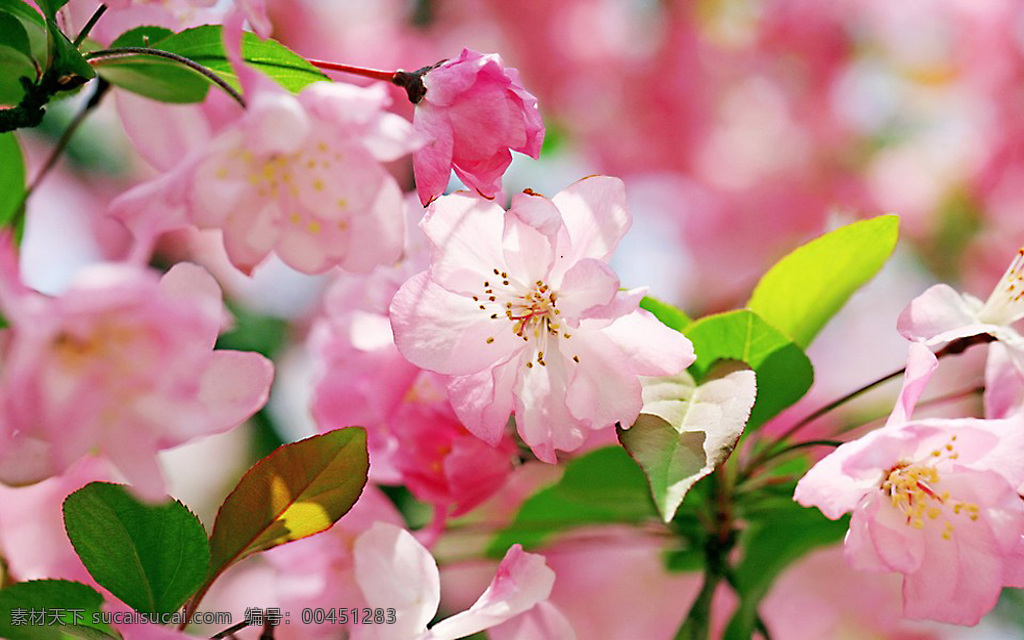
[210,619,249,639]
[85,47,247,107]
[73,4,108,47]
[16,78,110,223]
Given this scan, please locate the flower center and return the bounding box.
[473,268,580,368]
[979,247,1024,326]
[880,436,979,540]
[214,141,350,235]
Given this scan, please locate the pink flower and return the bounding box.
[0,249,273,500]
[309,198,518,512]
[311,266,516,516]
[353,522,560,640]
[899,247,1024,416]
[898,246,1024,349]
[412,49,544,206]
[389,176,695,462]
[794,345,1024,625]
[111,75,417,276]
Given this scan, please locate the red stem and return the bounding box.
[306,59,396,82]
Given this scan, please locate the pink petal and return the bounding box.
[420,193,508,295]
[984,341,1024,419]
[866,495,925,574]
[447,358,519,446]
[104,430,166,502]
[508,190,563,239]
[794,432,890,520]
[563,330,644,430]
[844,502,890,573]
[487,601,577,640]
[196,350,273,434]
[338,176,406,274]
[513,354,582,462]
[550,176,631,267]
[236,0,272,38]
[501,209,556,285]
[115,92,213,173]
[900,471,1017,625]
[414,106,455,206]
[425,545,555,640]
[554,259,619,320]
[354,522,439,639]
[597,308,695,375]
[158,263,223,346]
[219,203,279,275]
[896,284,987,344]
[885,342,938,427]
[390,272,523,376]
[421,50,491,106]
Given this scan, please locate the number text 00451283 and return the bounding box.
[301,608,397,625]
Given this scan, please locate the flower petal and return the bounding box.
[897,284,987,344]
[550,176,630,266]
[354,523,439,639]
[420,193,509,295]
[424,545,555,640]
[391,272,523,376]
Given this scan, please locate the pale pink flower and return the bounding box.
[111,67,417,276]
[390,177,695,462]
[899,247,1024,416]
[412,49,544,206]
[353,522,559,640]
[760,546,944,639]
[794,344,1024,625]
[0,248,273,500]
[312,258,516,516]
[898,246,1024,350]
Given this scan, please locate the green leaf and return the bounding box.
[619,367,756,522]
[0,10,37,106]
[206,427,368,583]
[109,26,174,49]
[94,54,210,103]
[62,483,209,616]
[0,132,25,228]
[487,447,656,556]
[724,498,849,639]
[47,22,95,89]
[0,579,118,639]
[160,26,327,93]
[33,0,67,22]
[97,26,211,103]
[0,10,32,61]
[685,309,813,430]
[747,215,899,348]
[0,0,46,65]
[92,26,327,103]
[640,295,692,332]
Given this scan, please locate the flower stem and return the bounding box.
[770,365,907,447]
[15,78,110,229]
[305,58,397,82]
[743,334,996,479]
[306,58,445,103]
[85,47,247,108]
[73,4,107,47]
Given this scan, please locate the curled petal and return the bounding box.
[425,545,555,640]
